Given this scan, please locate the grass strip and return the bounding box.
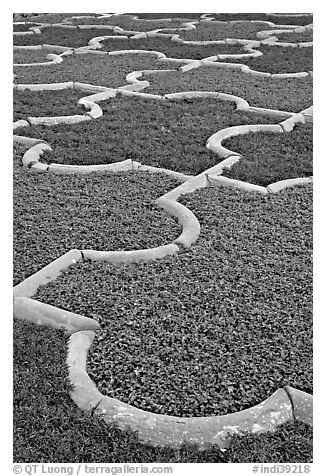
[34,184,312,418]
[13,53,182,86]
[145,65,313,112]
[13,90,86,121]
[13,320,311,462]
[14,97,278,174]
[13,152,180,285]
[227,46,313,74]
[180,22,273,41]
[101,36,248,60]
[222,124,313,186]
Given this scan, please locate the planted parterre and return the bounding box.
[15,97,279,174]
[13,152,180,285]
[13,53,182,87]
[222,124,313,185]
[225,45,313,74]
[13,22,41,32]
[101,36,249,60]
[69,16,187,31]
[13,89,86,121]
[34,184,312,418]
[145,65,313,112]
[21,12,99,23]
[13,26,124,47]
[13,320,312,463]
[13,49,61,64]
[179,21,274,41]
[274,30,313,43]
[200,13,313,26]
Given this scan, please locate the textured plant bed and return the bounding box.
[145,65,313,112]
[275,30,313,43]
[13,27,124,47]
[13,22,40,32]
[13,157,180,285]
[73,16,186,31]
[127,13,204,20]
[13,53,181,86]
[14,319,311,463]
[13,89,86,121]
[208,13,313,26]
[227,46,313,74]
[180,21,273,41]
[101,36,248,60]
[13,49,59,64]
[222,124,313,186]
[34,184,312,418]
[15,97,278,173]
[20,13,98,24]
[227,420,312,463]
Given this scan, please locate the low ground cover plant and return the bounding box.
[13,89,86,121]
[13,319,312,463]
[69,15,186,31]
[222,124,313,185]
[202,13,313,26]
[25,13,98,23]
[13,26,119,47]
[227,45,313,74]
[13,22,40,32]
[180,21,274,41]
[13,49,60,64]
[101,36,248,60]
[15,97,278,174]
[13,53,181,86]
[34,184,312,418]
[145,65,313,112]
[275,30,313,43]
[13,154,180,285]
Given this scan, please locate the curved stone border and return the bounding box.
[66,329,311,450]
[13,19,313,449]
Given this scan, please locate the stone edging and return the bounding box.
[66,329,312,449]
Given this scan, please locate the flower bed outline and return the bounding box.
[13,14,313,451]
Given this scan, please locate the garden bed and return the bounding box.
[34,184,312,418]
[13,319,312,463]
[69,16,187,31]
[13,89,86,121]
[13,155,180,285]
[13,53,181,87]
[13,22,40,32]
[179,21,273,41]
[15,97,278,173]
[275,30,313,43]
[13,48,61,64]
[222,124,313,185]
[206,13,313,26]
[145,65,313,112]
[227,45,313,74]
[13,27,119,47]
[101,36,249,60]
